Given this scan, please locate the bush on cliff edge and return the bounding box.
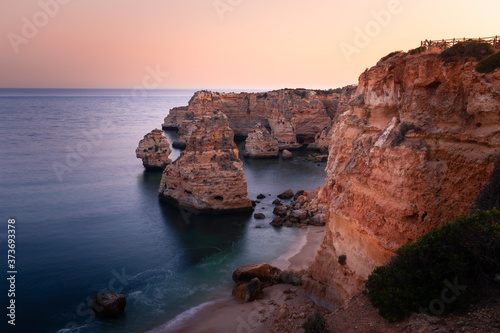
[439,40,494,61]
[366,208,500,322]
[475,51,500,74]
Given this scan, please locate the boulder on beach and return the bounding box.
[92,293,126,318]
[280,269,305,286]
[232,278,264,302]
[232,263,282,288]
[277,189,294,199]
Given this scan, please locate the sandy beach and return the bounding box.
[150,226,326,333]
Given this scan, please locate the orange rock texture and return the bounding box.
[304,51,500,308]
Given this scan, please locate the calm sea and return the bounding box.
[0,89,326,333]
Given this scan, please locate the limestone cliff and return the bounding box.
[305,51,500,308]
[162,89,351,147]
[244,123,279,158]
[158,110,253,213]
[135,129,172,170]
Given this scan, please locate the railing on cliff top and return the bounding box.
[421,36,500,50]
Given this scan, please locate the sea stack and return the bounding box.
[136,129,172,170]
[244,123,279,158]
[159,110,253,213]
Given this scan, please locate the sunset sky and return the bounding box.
[0,0,498,90]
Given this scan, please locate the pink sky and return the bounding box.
[0,0,498,90]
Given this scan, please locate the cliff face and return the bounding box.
[162,89,349,148]
[305,52,500,308]
[158,110,253,213]
[135,129,172,170]
[244,123,279,158]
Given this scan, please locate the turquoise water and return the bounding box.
[0,89,326,333]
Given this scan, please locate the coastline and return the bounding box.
[149,226,325,333]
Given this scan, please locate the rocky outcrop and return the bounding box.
[92,294,126,318]
[162,106,188,129]
[135,129,172,170]
[162,89,356,148]
[233,263,283,288]
[305,51,500,308]
[244,123,279,157]
[158,110,253,213]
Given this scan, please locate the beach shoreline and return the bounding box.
[148,225,325,333]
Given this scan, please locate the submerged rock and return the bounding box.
[136,129,172,170]
[92,293,126,318]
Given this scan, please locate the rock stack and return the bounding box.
[159,110,253,213]
[135,129,172,170]
[244,123,279,158]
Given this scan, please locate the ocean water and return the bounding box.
[0,89,326,333]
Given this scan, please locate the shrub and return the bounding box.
[303,312,327,333]
[439,40,494,61]
[366,208,500,322]
[293,89,308,98]
[475,51,500,73]
[380,51,402,62]
[391,122,422,147]
[409,46,426,55]
[338,254,347,266]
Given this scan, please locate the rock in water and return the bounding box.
[159,110,253,213]
[281,149,293,159]
[278,189,294,199]
[244,123,279,158]
[254,213,266,219]
[136,129,172,170]
[92,293,126,318]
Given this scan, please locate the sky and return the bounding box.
[0,0,498,90]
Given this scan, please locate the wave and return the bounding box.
[145,300,221,333]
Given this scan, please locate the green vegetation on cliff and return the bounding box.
[366,208,500,322]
